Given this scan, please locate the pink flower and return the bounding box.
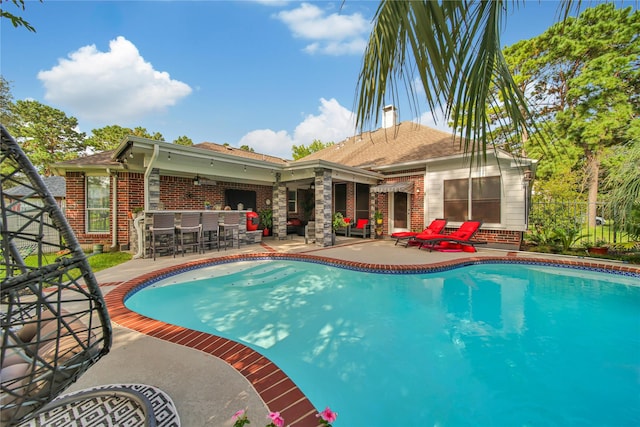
[232,410,245,421]
[268,411,285,427]
[316,406,338,425]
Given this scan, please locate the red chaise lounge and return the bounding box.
[415,220,485,252]
[391,219,448,247]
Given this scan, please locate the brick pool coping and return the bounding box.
[102,253,640,427]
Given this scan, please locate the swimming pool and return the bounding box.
[125,259,640,426]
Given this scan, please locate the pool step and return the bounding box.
[212,264,305,288]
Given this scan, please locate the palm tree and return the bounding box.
[354,0,579,166]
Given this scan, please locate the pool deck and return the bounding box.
[67,236,640,427]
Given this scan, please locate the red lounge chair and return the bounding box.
[391,219,448,247]
[415,220,485,252]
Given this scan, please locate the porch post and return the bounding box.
[273,173,287,239]
[314,168,332,247]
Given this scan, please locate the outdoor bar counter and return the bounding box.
[131,210,257,259]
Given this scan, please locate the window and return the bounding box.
[444,176,501,223]
[86,176,110,233]
[355,183,370,220]
[334,183,346,215]
[287,190,297,213]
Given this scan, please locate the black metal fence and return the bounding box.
[528,200,635,247]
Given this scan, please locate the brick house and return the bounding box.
[53,112,535,251]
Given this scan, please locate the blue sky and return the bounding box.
[3,1,579,159]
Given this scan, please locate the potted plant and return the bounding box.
[374,210,383,225]
[373,210,384,238]
[204,201,212,210]
[332,212,347,245]
[259,208,273,236]
[588,239,609,255]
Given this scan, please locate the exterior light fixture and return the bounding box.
[168,152,171,160]
[193,175,200,186]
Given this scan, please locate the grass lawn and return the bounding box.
[23,251,132,273]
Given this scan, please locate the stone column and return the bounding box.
[273,173,287,239]
[314,168,332,246]
[148,168,161,210]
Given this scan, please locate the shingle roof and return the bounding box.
[54,150,121,168]
[300,121,464,168]
[4,175,66,198]
[195,142,287,164]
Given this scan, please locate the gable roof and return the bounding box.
[4,175,66,198]
[300,121,465,169]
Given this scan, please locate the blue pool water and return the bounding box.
[125,260,640,426]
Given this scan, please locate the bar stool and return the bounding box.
[200,211,219,252]
[220,212,239,250]
[176,212,201,256]
[149,213,176,260]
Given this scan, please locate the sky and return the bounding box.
[2,1,586,159]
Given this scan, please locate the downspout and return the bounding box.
[107,168,118,250]
[133,145,159,259]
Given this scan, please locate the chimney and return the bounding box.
[382,105,397,128]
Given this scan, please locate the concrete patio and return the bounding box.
[65,236,638,427]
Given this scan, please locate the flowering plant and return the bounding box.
[232,410,250,427]
[316,407,338,426]
[231,407,337,427]
[266,411,285,427]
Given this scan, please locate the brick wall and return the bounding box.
[66,172,273,249]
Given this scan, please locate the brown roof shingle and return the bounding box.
[301,121,463,168]
[195,142,287,164]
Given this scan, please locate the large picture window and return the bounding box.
[86,176,110,233]
[444,176,501,223]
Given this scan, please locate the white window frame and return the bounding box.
[86,176,110,233]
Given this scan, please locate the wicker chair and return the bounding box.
[1,125,112,425]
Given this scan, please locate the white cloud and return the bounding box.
[414,110,454,134]
[275,3,370,55]
[239,98,355,159]
[37,36,192,123]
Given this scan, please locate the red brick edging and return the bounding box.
[102,253,640,426]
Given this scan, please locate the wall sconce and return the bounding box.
[193,175,200,186]
[168,152,171,160]
[310,184,315,190]
[210,160,214,167]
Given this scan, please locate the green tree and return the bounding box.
[1,76,14,128]
[497,5,639,225]
[239,144,255,152]
[9,100,87,176]
[603,137,640,231]
[173,135,193,146]
[86,125,164,151]
[0,0,40,32]
[291,139,334,160]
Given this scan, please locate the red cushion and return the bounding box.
[344,218,351,224]
[355,219,368,229]
[289,219,302,226]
